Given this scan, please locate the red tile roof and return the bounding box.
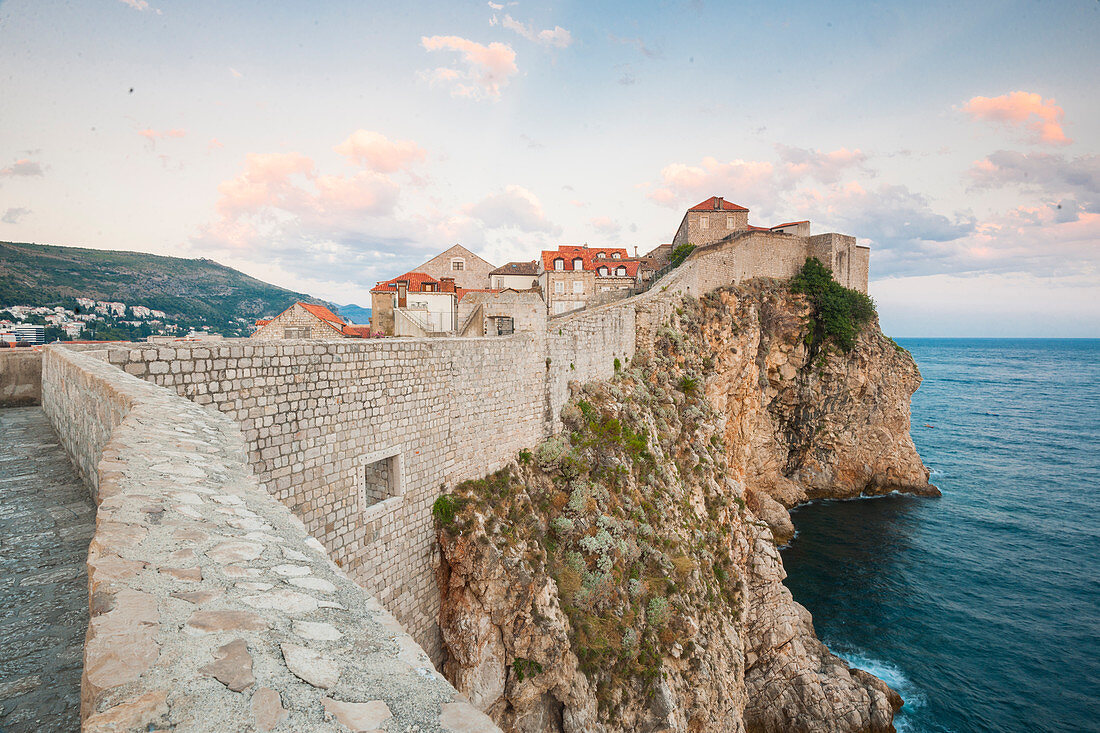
[341,325,374,338]
[255,319,271,326]
[688,196,749,212]
[371,271,443,293]
[541,246,632,272]
[592,260,640,277]
[771,220,809,229]
[298,303,345,325]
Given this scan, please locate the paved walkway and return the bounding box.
[0,407,95,733]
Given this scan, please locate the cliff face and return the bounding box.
[435,280,931,733]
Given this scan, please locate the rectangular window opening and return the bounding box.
[361,451,402,511]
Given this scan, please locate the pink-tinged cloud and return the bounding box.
[498,14,573,48]
[589,215,620,235]
[420,35,518,100]
[138,128,186,141]
[963,91,1071,146]
[118,0,149,10]
[333,130,426,173]
[647,157,776,207]
[463,185,560,234]
[214,152,315,220]
[0,158,44,177]
[207,138,224,152]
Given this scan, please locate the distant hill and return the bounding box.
[0,241,332,327]
[338,304,371,324]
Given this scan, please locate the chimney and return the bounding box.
[440,276,457,293]
[714,196,723,210]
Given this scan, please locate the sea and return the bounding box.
[779,339,1100,733]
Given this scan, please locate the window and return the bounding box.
[493,316,514,336]
[451,258,465,271]
[616,266,627,276]
[573,281,584,294]
[555,280,565,294]
[598,266,608,276]
[572,257,584,271]
[423,283,435,292]
[727,216,735,229]
[596,251,605,258]
[284,326,311,339]
[359,450,402,515]
[611,252,621,259]
[700,216,709,229]
[554,258,565,271]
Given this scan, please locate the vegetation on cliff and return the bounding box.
[791,257,876,352]
[434,280,923,732]
[436,293,754,727]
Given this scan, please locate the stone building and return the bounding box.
[672,196,750,247]
[538,245,643,315]
[457,288,547,336]
[370,271,462,337]
[489,261,540,290]
[412,244,496,290]
[251,302,371,340]
[670,196,869,293]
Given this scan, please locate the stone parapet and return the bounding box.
[0,349,42,407]
[40,346,498,732]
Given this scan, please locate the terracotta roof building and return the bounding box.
[251,302,372,341]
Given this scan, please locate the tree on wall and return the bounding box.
[670,244,696,268]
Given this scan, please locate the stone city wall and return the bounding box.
[0,348,42,407]
[96,338,551,662]
[88,238,862,667]
[40,345,497,733]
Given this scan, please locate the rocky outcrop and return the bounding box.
[702,282,937,543]
[435,279,930,733]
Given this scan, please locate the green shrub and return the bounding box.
[512,657,544,682]
[791,257,877,352]
[670,244,696,267]
[613,357,622,372]
[518,448,532,464]
[677,375,699,395]
[432,495,460,528]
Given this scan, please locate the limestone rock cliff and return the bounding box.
[435,280,929,732]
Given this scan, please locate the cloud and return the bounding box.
[0,158,44,177]
[2,207,31,224]
[969,150,1100,212]
[646,146,868,211]
[208,138,224,152]
[421,35,518,99]
[334,130,426,173]
[963,91,1071,146]
[497,14,573,48]
[138,128,186,141]
[230,68,243,78]
[463,185,561,234]
[590,216,620,236]
[118,0,149,9]
[775,145,869,185]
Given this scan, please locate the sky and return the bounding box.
[1,0,1098,336]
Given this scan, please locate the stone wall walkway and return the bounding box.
[0,407,95,733]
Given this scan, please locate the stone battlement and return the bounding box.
[40,346,497,731]
[17,241,866,730]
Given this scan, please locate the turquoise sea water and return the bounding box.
[779,339,1100,733]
